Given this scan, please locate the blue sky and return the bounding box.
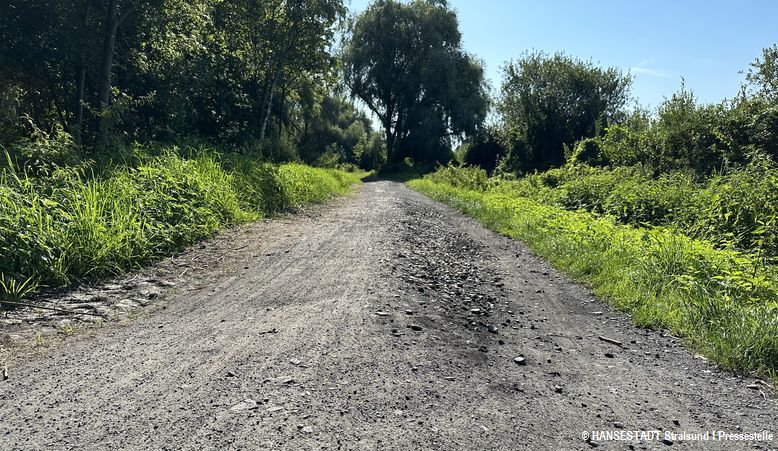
[346,0,778,108]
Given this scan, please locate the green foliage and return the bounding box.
[297,94,385,170]
[0,148,360,302]
[424,164,489,191]
[0,275,39,308]
[567,138,609,167]
[485,161,778,259]
[689,157,778,260]
[0,0,355,161]
[498,51,632,172]
[458,128,506,174]
[593,80,778,174]
[343,0,488,164]
[409,176,778,377]
[747,44,778,101]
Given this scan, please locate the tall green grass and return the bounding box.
[409,176,778,378]
[490,159,778,260]
[0,149,361,302]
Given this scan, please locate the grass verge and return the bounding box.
[0,149,362,302]
[408,178,778,379]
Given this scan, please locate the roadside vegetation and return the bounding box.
[0,0,488,305]
[0,142,360,305]
[410,170,778,378]
[416,46,778,378]
[1,0,382,305]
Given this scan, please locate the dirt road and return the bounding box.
[0,181,775,450]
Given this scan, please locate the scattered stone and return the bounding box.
[266,405,284,413]
[405,310,414,315]
[487,324,498,334]
[746,384,760,390]
[514,356,527,366]
[230,399,258,412]
[226,371,238,378]
[613,421,624,429]
[597,336,623,347]
[301,426,313,434]
[662,438,674,446]
[672,418,680,426]
[2,366,7,381]
[289,358,302,366]
[604,352,614,359]
[376,311,389,317]
[553,385,563,394]
[408,324,423,331]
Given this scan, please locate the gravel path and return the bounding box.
[0,181,775,450]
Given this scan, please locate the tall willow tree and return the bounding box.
[342,0,488,164]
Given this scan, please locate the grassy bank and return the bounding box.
[0,149,361,303]
[408,175,778,378]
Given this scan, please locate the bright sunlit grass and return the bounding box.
[0,148,362,304]
[409,175,778,379]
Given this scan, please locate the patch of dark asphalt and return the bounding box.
[0,181,775,450]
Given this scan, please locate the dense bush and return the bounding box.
[0,148,361,303]
[424,164,489,191]
[430,162,778,259]
[497,51,632,172]
[589,86,778,176]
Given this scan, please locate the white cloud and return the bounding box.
[630,60,672,78]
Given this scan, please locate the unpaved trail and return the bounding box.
[0,181,775,450]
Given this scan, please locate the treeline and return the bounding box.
[459,47,778,177]
[0,0,384,169]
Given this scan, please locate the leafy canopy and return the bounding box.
[498,51,632,172]
[343,0,488,165]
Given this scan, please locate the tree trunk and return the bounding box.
[258,70,279,142]
[383,118,396,164]
[97,0,132,149]
[75,64,87,143]
[73,2,91,145]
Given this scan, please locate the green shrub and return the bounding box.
[0,148,360,303]
[424,163,490,191]
[567,138,609,167]
[688,157,778,258]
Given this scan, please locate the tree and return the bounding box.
[458,127,506,174]
[342,0,488,165]
[498,51,632,172]
[747,44,778,101]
